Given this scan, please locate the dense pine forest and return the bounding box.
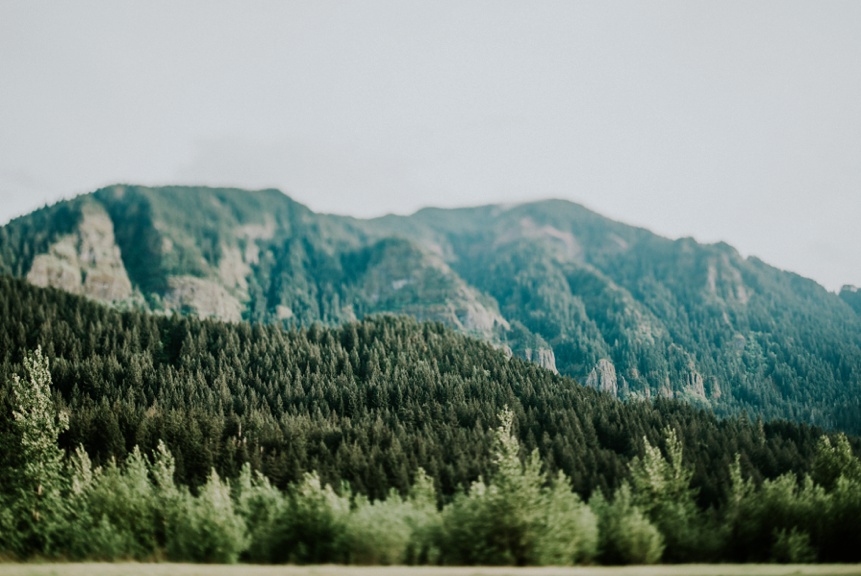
[3,275,861,564]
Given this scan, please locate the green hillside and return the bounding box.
[3,277,861,564]
[2,185,860,431]
[0,276,831,503]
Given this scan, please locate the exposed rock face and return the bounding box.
[163,276,243,322]
[359,242,510,341]
[218,244,251,294]
[522,347,558,374]
[585,359,617,397]
[452,285,510,337]
[706,254,750,305]
[659,378,675,399]
[684,370,707,400]
[27,203,133,301]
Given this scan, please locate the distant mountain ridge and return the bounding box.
[2,184,860,431]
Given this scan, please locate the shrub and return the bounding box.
[591,483,664,565]
[165,469,248,563]
[234,463,288,563]
[343,491,413,564]
[68,447,158,560]
[269,471,350,564]
[534,471,598,565]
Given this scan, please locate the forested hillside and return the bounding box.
[3,276,861,564]
[2,185,861,432]
[0,276,843,503]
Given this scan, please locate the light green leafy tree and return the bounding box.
[343,490,413,565]
[166,469,248,563]
[590,483,664,565]
[535,471,598,565]
[234,463,288,563]
[440,407,596,565]
[629,428,703,561]
[5,347,69,555]
[726,455,828,562]
[271,471,351,563]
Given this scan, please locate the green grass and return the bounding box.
[2,565,861,576]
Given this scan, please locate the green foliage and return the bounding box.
[343,492,414,564]
[590,483,664,565]
[726,471,828,562]
[839,285,861,316]
[439,408,543,565]
[271,471,350,564]
[234,464,287,563]
[0,275,839,510]
[2,347,69,556]
[811,433,861,490]
[2,272,861,564]
[438,409,597,566]
[629,428,705,561]
[75,448,159,559]
[534,472,598,565]
[772,527,816,563]
[3,358,861,565]
[165,470,248,563]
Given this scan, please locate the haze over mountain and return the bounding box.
[2,185,860,431]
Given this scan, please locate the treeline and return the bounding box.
[0,276,841,508]
[3,349,861,564]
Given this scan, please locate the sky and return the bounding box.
[1,2,860,292]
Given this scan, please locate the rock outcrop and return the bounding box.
[27,202,133,301]
[163,276,243,322]
[585,359,618,397]
[683,369,707,400]
[522,346,558,374]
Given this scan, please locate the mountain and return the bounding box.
[2,185,860,431]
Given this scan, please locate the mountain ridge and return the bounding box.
[2,184,860,431]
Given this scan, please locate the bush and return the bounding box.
[534,472,598,565]
[591,483,664,565]
[269,471,350,564]
[343,491,413,564]
[67,447,158,560]
[165,470,248,563]
[234,463,288,563]
[772,527,816,563]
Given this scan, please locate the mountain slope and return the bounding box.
[2,185,860,431]
[371,200,861,428]
[0,275,838,506]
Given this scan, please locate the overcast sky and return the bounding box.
[1,2,860,291]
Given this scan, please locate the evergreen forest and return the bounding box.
[2,276,861,564]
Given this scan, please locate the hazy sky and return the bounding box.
[2,2,860,291]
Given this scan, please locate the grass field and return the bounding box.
[2,565,861,576]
